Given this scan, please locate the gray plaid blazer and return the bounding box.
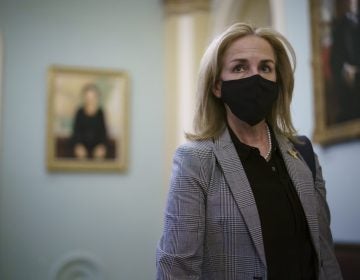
[156,128,342,280]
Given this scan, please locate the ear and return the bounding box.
[213,80,222,98]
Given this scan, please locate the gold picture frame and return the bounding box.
[46,65,129,172]
[310,0,360,145]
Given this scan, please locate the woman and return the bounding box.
[156,23,342,279]
[71,83,108,159]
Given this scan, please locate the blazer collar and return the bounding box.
[213,128,320,266]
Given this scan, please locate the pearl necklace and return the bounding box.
[264,124,272,161]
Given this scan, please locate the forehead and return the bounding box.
[84,89,99,97]
[223,35,275,61]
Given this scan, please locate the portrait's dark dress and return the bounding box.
[71,108,108,158]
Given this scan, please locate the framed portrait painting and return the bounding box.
[46,66,129,171]
[310,0,360,145]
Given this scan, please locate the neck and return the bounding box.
[227,114,271,160]
[227,115,267,146]
[84,105,98,116]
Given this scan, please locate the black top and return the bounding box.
[71,107,108,157]
[228,127,317,280]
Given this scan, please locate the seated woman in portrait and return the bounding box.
[71,83,108,160]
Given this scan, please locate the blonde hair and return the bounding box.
[186,22,297,140]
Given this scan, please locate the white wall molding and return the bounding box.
[0,31,3,156]
[212,0,245,37]
[164,0,210,14]
[163,1,211,186]
[177,15,195,144]
[269,0,286,33]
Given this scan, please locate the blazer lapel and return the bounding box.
[213,128,267,267]
[276,134,320,256]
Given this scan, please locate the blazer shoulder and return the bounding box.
[175,139,215,159]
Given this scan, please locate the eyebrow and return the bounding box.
[229,58,276,64]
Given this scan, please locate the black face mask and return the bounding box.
[220,74,279,126]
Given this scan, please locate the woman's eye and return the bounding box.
[261,65,272,73]
[233,65,246,72]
